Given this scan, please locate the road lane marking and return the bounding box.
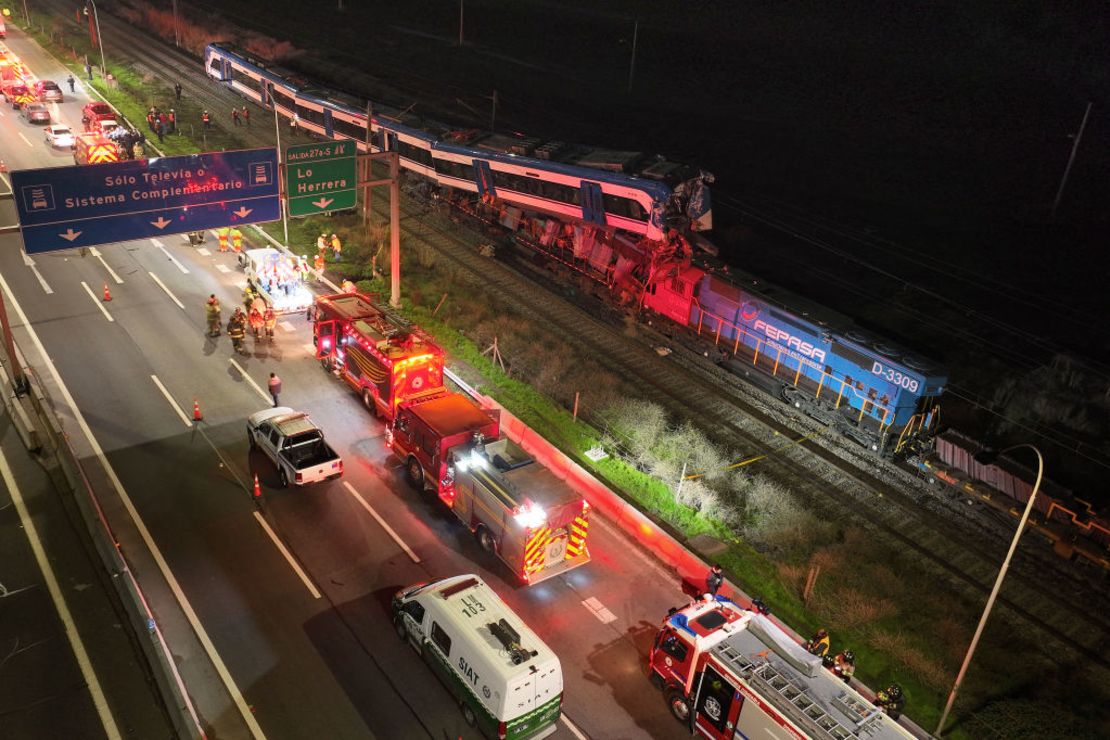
[0,271,268,740]
[279,320,295,332]
[252,512,322,599]
[151,238,189,274]
[343,481,421,563]
[90,247,124,284]
[0,448,123,740]
[216,264,231,274]
[560,715,589,740]
[148,271,184,310]
[197,247,211,256]
[228,359,272,404]
[18,131,34,147]
[22,251,53,294]
[80,281,114,322]
[582,596,617,624]
[150,375,193,428]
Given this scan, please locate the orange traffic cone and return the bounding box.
[193,399,202,421]
[102,284,112,301]
[252,474,262,499]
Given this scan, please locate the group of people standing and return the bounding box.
[206,294,276,353]
[145,105,176,143]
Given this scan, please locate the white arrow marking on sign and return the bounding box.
[89,247,124,285]
[59,229,82,242]
[150,217,172,230]
[311,197,334,209]
[21,252,54,294]
[150,238,189,274]
[233,207,252,218]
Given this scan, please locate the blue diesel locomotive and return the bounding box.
[644,265,946,451]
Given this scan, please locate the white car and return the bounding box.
[44,124,75,148]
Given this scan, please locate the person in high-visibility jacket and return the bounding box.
[805,628,830,658]
[230,227,243,253]
[316,233,328,255]
[313,252,325,277]
[341,279,357,294]
[298,256,310,283]
[217,227,230,252]
[330,233,342,260]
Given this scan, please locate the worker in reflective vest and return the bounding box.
[313,252,325,278]
[341,279,357,294]
[231,227,243,252]
[217,228,229,252]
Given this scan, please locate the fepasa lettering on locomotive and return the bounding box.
[753,319,827,362]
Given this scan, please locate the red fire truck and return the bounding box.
[389,392,591,584]
[648,597,915,740]
[73,133,121,165]
[313,292,445,420]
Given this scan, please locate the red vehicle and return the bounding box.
[313,292,445,420]
[73,133,121,165]
[81,101,115,131]
[2,81,34,109]
[649,597,915,740]
[389,392,591,584]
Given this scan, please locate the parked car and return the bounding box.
[44,124,75,149]
[246,407,343,487]
[20,102,51,124]
[32,80,64,103]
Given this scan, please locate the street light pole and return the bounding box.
[627,18,639,94]
[84,1,107,79]
[274,106,289,247]
[171,0,180,48]
[934,444,1044,736]
[1051,101,1092,221]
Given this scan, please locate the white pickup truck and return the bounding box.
[247,407,343,487]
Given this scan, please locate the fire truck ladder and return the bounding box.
[714,643,883,739]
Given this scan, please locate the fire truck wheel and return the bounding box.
[461,703,477,727]
[406,457,424,489]
[665,688,691,723]
[362,389,378,417]
[477,526,497,554]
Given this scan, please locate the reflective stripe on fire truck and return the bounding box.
[565,512,589,558]
[523,527,551,577]
[87,143,118,163]
[344,344,389,383]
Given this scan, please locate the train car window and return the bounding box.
[856,381,864,391]
[295,104,325,126]
[602,194,648,222]
[868,388,877,399]
[880,394,890,405]
[332,117,367,140]
[397,142,433,168]
[231,68,261,94]
[542,181,579,205]
[271,88,295,112]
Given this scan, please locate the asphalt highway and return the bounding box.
[1,28,700,740]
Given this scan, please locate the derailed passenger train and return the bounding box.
[204,42,945,453]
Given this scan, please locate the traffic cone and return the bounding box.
[102,284,112,301]
[193,399,202,421]
[252,474,262,499]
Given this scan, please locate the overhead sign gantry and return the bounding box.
[11,148,280,253]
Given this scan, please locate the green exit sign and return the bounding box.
[285,140,358,217]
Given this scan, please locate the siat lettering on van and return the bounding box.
[458,656,480,687]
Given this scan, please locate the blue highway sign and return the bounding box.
[12,148,281,253]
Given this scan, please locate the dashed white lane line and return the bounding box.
[151,238,190,274]
[80,281,114,322]
[197,247,211,256]
[560,715,589,740]
[0,271,261,739]
[18,131,34,147]
[582,596,617,624]
[216,264,231,274]
[150,374,193,428]
[22,252,53,294]
[0,448,123,740]
[90,247,124,284]
[228,359,272,404]
[148,272,185,310]
[252,512,322,599]
[343,481,421,563]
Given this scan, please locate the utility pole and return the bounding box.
[627,18,639,94]
[458,0,464,47]
[83,2,106,78]
[23,0,31,26]
[1051,101,1092,220]
[274,107,289,246]
[171,0,180,47]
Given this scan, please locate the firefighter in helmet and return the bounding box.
[805,628,830,658]
[831,650,855,683]
[875,683,905,720]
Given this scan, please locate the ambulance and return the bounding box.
[392,574,563,740]
[73,133,121,165]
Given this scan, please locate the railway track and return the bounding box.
[38,0,1110,675]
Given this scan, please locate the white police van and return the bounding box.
[392,574,562,740]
